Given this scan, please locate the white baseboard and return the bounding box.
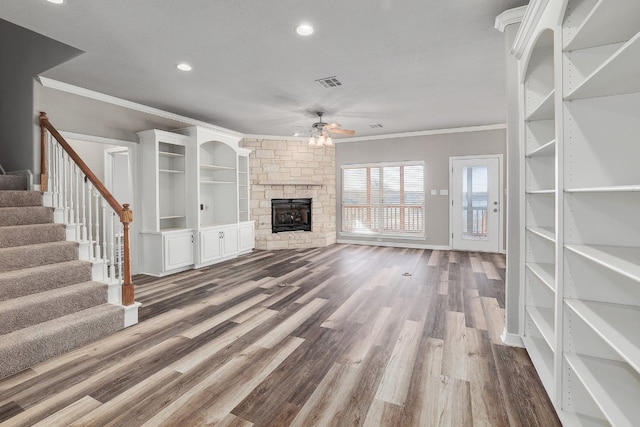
[337,239,450,251]
[501,328,524,347]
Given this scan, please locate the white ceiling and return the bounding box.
[0,0,528,138]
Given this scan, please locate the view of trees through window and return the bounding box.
[342,163,425,236]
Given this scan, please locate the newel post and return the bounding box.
[39,112,48,191]
[120,204,135,305]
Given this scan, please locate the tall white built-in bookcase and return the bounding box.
[138,126,254,276]
[515,0,640,425]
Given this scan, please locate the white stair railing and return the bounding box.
[40,112,135,305]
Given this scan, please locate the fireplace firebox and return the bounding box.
[272,198,312,233]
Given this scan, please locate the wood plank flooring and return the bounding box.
[0,244,561,426]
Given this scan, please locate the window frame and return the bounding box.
[340,160,426,239]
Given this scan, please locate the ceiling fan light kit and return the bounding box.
[307,112,351,147]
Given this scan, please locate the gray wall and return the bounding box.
[0,19,81,173]
[35,85,190,144]
[503,22,523,337]
[336,129,506,247]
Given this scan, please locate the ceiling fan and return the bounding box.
[308,112,355,146]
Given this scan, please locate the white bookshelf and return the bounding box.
[521,27,558,404]
[174,126,255,269]
[512,0,640,423]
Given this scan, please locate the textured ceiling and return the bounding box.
[0,0,528,138]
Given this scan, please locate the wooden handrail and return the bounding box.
[39,112,135,306]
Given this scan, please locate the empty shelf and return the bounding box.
[526,262,556,292]
[527,226,556,242]
[565,244,640,283]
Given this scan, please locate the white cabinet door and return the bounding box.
[199,229,223,264]
[239,221,255,253]
[163,232,194,270]
[221,226,239,257]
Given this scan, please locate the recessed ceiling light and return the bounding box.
[47,0,64,4]
[176,63,192,72]
[295,24,314,36]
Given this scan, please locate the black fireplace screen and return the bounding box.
[272,198,312,233]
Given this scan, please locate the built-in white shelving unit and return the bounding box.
[513,0,640,424]
[177,126,255,269]
[137,127,255,276]
[521,27,558,402]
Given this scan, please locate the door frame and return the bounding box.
[449,154,504,253]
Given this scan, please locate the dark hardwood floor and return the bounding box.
[0,244,561,426]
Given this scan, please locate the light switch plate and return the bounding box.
[431,189,437,196]
[440,189,449,196]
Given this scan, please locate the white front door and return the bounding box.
[450,156,502,252]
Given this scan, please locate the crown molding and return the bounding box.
[37,77,505,144]
[336,123,506,144]
[36,76,243,137]
[511,0,550,59]
[495,6,527,32]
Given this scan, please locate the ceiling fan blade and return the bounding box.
[324,122,341,129]
[327,128,355,136]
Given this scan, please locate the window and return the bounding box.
[341,162,425,236]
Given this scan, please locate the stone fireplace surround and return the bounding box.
[240,138,337,250]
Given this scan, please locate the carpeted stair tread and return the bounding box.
[0,241,78,273]
[0,281,108,335]
[0,223,66,248]
[0,190,42,207]
[0,175,28,191]
[0,206,54,227]
[0,260,93,301]
[0,304,124,379]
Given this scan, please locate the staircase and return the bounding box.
[0,175,125,379]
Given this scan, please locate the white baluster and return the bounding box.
[74,165,81,241]
[101,201,108,279]
[61,151,68,221]
[46,134,53,192]
[109,212,116,281]
[116,222,123,284]
[81,175,87,241]
[53,144,60,208]
[86,183,94,259]
[94,192,101,260]
[66,155,75,224]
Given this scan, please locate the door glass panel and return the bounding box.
[461,166,488,240]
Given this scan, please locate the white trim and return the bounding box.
[512,0,549,59]
[37,77,243,137]
[60,131,133,147]
[340,160,424,169]
[449,154,504,253]
[336,124,506,143]
[339,232,428,241]
[123,302,142,328]
[337,239,449,251]
[495,6,527,32]
[243,134,309,142]
[501,329,525,347]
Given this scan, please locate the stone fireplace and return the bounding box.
[240,138,337,250]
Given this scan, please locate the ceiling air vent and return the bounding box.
[369,124,384,128]
[315,76,343,88]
